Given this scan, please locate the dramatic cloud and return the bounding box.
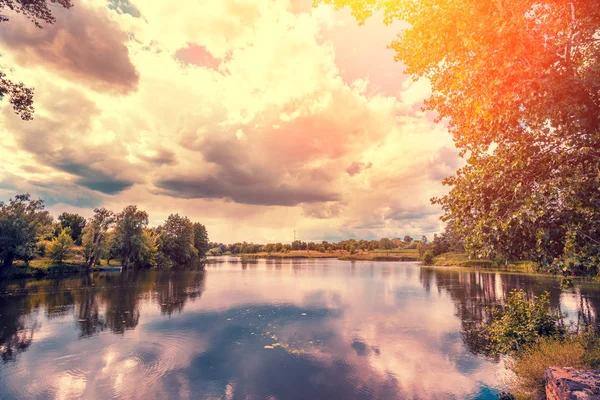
[0,0,459,242]
[0,2,139,93]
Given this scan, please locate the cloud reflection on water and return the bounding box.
[1,259,600,399]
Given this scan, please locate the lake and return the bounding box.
[1,257,599,399]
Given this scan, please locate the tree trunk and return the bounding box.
[86,255,95,273]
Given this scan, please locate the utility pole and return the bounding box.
[293,230,296,241]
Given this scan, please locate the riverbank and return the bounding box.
[238,249,421,262]
[4,259,124,279]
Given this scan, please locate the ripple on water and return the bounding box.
[92,331,195,398]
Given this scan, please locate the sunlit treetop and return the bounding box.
[317,0,600,269]
[315,0,600,155]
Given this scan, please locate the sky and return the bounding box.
[0,0,461,244]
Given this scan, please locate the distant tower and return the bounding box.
[294,230,296,241]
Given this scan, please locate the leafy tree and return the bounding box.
[487,290,564,355]
[0,194,52,272]
[81,208,115,271]
[57,212,86,245]
[192,222,209,258]
[378,237,394,250]
[114,206,151,270]
[318,0,600,274]
[0,0,73,120]
[47,228,74,264]
[158,214,198,266]
[421,250,435,266]
[403,235,413,243]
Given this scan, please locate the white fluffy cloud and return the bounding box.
[0,0,460,242]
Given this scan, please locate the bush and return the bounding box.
[47,229,75,264]
[422,250,435,265]
[207,247,222,256]
[487,289,564,355]
[36,240,52,257]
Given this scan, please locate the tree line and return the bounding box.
[207,235,425,256]
[0,194,209,276]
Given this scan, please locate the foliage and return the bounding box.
[192,222,209,258]
[113,205,151,270]
[317,0,600,276]
[0,72,35,120]
[57,212,86,245]
[81,208,115,271]
[47,229,74,264]
[0,0,73,119]
[0,194,52,270]
[421,250,434,266]
[378,238,395,250]
[487,289,564,355]
[158,214,198,266]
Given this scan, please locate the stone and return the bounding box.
[545,367,600,399]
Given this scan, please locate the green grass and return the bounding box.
[6,257,124,279]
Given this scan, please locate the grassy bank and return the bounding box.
[5,258,123,279]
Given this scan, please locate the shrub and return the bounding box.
[487,289,564,355]
[422,250,435,265]
[47,229,75,264]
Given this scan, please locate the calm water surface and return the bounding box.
[1,257,600,399]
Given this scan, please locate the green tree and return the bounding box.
[58,212,86,245]
[318,0,600,274]
[47,228,74,264]
[0,194,52,273]
[114,205,152,270]
[81,208,115,272]
[378,237,394,250]
[192,222,209,258]
[158,214,198,266]
[421,250,435,266]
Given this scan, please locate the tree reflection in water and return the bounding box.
[1,264,599,369]
[419,267,600,356]
[0,270,206,362]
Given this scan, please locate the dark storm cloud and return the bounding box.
[156,175,339,206]
[52,161,135,194]
[29,181,103,208]
[0,3,139,94]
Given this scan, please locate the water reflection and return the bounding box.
[0,259,599,399]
